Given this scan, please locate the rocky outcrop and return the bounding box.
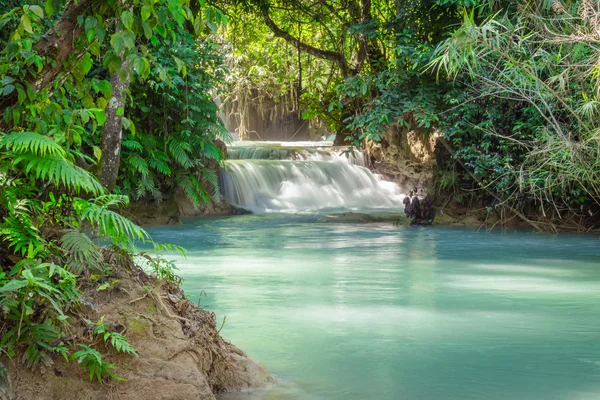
[122,194,235,227]
[6,268,274,400]
[367,124,439,194]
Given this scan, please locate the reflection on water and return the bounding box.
[147,214,600,400]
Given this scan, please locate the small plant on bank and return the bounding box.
[137,243,186,284]
[85,317,138,357]
[71,345,122,384]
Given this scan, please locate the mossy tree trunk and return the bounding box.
[98,62,130,191]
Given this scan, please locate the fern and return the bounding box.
[86,318,138,356]
[0,132,65,157]
[71,345,122,383]
[122,139,143,151]
[176,173,211,209]
[0,199,45,257]
[127,155,150,176]
[79,196,149,244]
[13,154,104,195]
[148,157,172,176]
[60,229,103,273]
[135,174,161,201]
[104,332,137,356]
[201,167,221,203]
[167,138,193,168]
[201,141,223,161]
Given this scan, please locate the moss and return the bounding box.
[128,316,152,338]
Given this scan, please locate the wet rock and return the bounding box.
[320,212,406,223]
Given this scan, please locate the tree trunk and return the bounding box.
[32,0,93,90]
[98,63,130,191]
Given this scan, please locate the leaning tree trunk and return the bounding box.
[98,62,130,191]
[0,0,93,127]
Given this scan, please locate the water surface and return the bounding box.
[147,215,600,400]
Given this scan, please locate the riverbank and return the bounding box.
[4,263,273,400]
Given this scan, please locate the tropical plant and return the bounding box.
[71,345,122,383]
[430,2,600,228]
[0,0,227,383]
[115,27,228,208]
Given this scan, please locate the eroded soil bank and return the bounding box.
[3,266,273,400]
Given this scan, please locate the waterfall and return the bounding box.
[220,141,405,213]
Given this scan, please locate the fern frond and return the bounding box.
[176,173,211,209]
[122,139,143,151]
[201,168,221,203]
[91,195,130,208]
[148,158,172,176]
[127,155,149,176]
[135,175,161,201]
[105,332,137,356]
[80,196,149,244]
[60,229,103,273]
[1,132,65,157]
[167,138,193,168]
[0,199,45,257]
[13,154,104,195]
[201,141,224,161]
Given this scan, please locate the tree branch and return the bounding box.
[261,5,352,77]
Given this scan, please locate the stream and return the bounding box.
[147,214,600,400]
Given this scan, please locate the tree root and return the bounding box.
[148,288,192,324]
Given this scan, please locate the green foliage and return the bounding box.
[0,0,224,383]
[78,195,149,246]
[71,345,122,383]
[60,229,103,273]
[115,28,227,208]
[338,28,444,145]
[137,243,185,283]
[85,317,138,356]
[0,260,79,367]
[430,2,600,220]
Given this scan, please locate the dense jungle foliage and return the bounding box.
[0,0,226,384]
[220,0,600,230]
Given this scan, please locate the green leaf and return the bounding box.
[97,97,107,110]
[121,10,133,30]
[17,86,26,104]
[0,279,28,293]
[141,5,152,21]
[93,146,102,162]
[86,28,96,43]
[93,109,106,125]
[110,32,125,55]
[80,109,90,123]
[21,14,33,34]
[89,41,101,56]
[45,0,54,17]
[30,5,44,19]
[142,22,152,39]
[85,16,97,32]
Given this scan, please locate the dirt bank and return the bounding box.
[3,265,273,400]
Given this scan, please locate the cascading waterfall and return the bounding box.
[220,141,405,213]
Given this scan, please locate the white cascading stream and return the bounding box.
[220,141,405,213]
